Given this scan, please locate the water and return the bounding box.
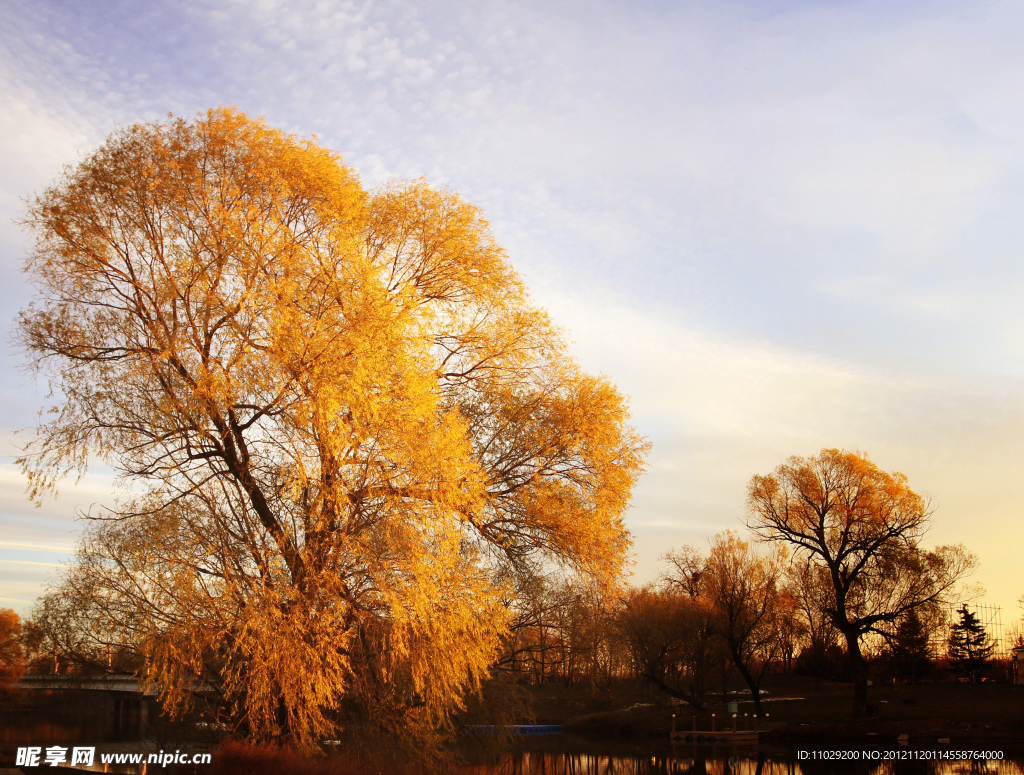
[459,741,1024,775]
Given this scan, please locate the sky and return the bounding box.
[0,0,1021,633]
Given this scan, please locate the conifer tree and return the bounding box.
[948,605,993,683]
[888,609,931,684]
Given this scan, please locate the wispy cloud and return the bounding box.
[548,288,1024,601]
[0,541,73,553]
[1,0,1023,614]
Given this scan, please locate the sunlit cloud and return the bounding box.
[0,541,74,552]
[545,288,1024,602]
[1,0,1022,618]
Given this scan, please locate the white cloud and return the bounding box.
[2,0,1023,618]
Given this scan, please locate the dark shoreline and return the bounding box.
[558,706,1024,751]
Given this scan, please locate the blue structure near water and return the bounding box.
[464,725,564,736]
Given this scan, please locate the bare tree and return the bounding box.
[662,534,784,715]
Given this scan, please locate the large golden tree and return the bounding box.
[18,108,647,747]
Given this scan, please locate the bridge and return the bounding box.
[16,673,158,694]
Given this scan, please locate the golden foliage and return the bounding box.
[0,608,25,688]
[658,532,785,713]
[745,449,973,634]
[18,108,648,748]
[746,448,974,714]
[617,585,722,711]
[702,532,785,714]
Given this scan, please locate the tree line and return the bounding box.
[471,447,1000,714]
[477,536,1005,716]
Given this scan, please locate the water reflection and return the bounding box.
[462,745,1024,775]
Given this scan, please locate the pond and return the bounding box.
[459,739,1024,775]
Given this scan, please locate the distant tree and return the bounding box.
[661,545,706,598]
[0,609,25,689]
[492,572,620,690]
[663,532,785,716]
[797,642,850,681]
[557,582,627,693]
[22,588,141,677]
[1005,621,1024,651]
[746,449,976,716]
[1014,596,1024,648]
[887,609,932,684]
[618,586,723,711]
[773,588,805,674]
[948,605,993,683]
[785,559,842,679]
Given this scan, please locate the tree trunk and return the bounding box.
[730,649,765,717]
[844,630,869,717]
[641,664,706,712]
[738,667,765,717]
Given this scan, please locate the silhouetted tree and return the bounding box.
[888,609,931,684]
[747,449,976,716]
[948,605,992,684]
[618,586,723,711]
[663,532,785,715]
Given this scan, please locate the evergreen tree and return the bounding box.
[948,605,993,683]
[889,609,931,684]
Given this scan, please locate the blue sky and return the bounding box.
[1,0,1022,629]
